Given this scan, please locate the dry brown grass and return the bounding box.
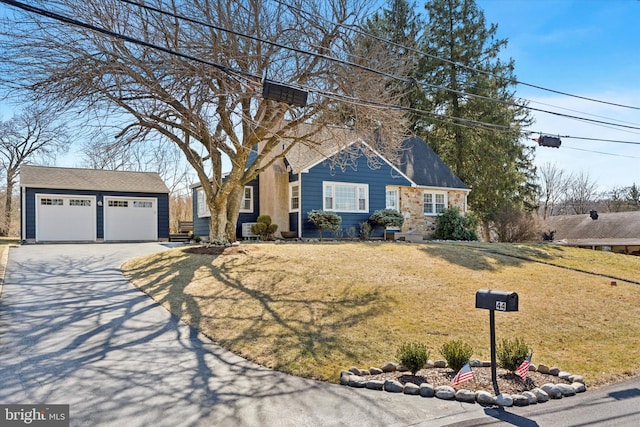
[122,242,640,387]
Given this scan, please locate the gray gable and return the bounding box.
[20,165,169,194]
[395,137,468,189]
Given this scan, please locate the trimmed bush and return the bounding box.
[251,215,278,240]
[396,341,430,375]
[307,210,341,240]
[440,339,473,372]
[497,337,531,372]
[433,207,478,241]
[369,209,404,240]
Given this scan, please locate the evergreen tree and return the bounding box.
[417,0,538,236]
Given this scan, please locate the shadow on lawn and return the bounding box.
[127,248,389,378]
[419,243,554,271]
[1,244,396,426]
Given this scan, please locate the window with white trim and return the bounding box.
[423,191,447,215]
[323,182,368,212]
[290,184,300,212]
[197,189,211,218]
[240,186,253,212]
[386,188,399,210]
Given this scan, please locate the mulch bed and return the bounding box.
[182,245,256,256]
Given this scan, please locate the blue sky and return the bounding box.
[476,0,640,191]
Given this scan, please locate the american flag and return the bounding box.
[516,353,533,381]
[451,362,474,386]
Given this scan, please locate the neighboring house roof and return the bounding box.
[545,211,640,246]
[20,165,170,194]
[396,136,469,190]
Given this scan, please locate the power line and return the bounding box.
[561,145,640,159]
[3,0,639,152]
[114,0,640,132]
[272,0,640,111]
[115,0,411,84]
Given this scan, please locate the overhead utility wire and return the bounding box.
[115,0,410,83]
[3,0,637,149]
[272,0,640,111]
[117,0,640,132]
[0,0,256,81]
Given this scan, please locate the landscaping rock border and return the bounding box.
[340,360,587,407]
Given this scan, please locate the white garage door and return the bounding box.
[36,195,96,242]
[104,197,157,241]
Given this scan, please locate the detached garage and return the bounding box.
[20,165,170,243]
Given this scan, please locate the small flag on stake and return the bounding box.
[451,362,474,386]
[516,353,533,381]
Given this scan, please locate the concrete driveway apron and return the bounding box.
[0,243,487,427]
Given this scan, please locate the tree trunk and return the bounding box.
[0,170,16,237]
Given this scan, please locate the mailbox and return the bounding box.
[475,289,518,312]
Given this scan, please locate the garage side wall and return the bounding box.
[23,188,169,241]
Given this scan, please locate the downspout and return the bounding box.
[298,173,303,238]
[20,186,25,242]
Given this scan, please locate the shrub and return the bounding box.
[346,226,357,240]
[490,205,538,243]
[307,210,341,240]
[251,215,278,240]
[433,207,478,241]
[369,209,404,228]
[440,339,473,372]
[497,337,531,372]
[396,341,430,375]
[369,209,404,240]
[359,221,372,240]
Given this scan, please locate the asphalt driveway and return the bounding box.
[0,243,488,427]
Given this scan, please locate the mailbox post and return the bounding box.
[475,289,519,396]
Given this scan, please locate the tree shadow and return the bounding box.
[419,243,554,271]
[0,244,400,426]
[127,247,390,378]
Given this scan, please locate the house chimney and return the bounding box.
[590,210,598,220]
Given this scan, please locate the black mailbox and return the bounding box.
[475,289,518,312]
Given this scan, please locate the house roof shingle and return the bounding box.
[20,165,170,194]
[545,211,640,246]
[396,136,469,190]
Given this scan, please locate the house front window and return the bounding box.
[197,188,210,218]
[386,188,399,210]
[240,186,253,212]
[290,184,300,212]
[323,182,368,212]
[424,191,447,215]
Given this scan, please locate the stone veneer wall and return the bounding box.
[399,188,468,236]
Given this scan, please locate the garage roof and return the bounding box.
[20,165,170,194]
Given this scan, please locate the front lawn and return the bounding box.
[122,242,640,387]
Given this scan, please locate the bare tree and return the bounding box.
[565,171,599,215]
[0,0,409,242]
[537,162,570,219]
[0,106,70,236]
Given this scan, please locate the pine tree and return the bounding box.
[416,0,538,236]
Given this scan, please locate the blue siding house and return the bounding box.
[20,165,170,242]
[192,128,470,240]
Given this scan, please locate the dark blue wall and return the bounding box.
[192,179,260,240]
[299,152,411,238]
[23,187,169,240]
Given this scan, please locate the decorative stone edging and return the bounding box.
[339,360,587,407]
